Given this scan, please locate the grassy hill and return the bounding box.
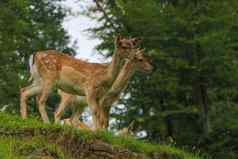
[0,113,206,159]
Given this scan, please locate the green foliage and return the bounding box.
[0,0,75,113]
[204,128,238,159]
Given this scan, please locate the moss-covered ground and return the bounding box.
[0,113,207,159]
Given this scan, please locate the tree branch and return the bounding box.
[93,0,119,32]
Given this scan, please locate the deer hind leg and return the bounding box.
[70,99,87,127]
[20,83,42,119]
[37,81,53,123]
[98,107,110,129]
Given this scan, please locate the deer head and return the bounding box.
[128,48,154,73]
[114,35,143,58]
[115,35,142,48]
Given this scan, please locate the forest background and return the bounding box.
[1,0,238,158]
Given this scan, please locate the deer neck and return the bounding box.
[98,60,136,108]
[109,60,136,93]
[106,48,124,83]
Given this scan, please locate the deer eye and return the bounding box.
[132,41,137,46]
[138,59,143,62]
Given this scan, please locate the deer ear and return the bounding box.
[116,34,122,42]
[132,37,143,45]
[115,34,122,47]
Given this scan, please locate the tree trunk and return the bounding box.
[200,83,209,138]
[195,82,210,139]
[160,96,174,140]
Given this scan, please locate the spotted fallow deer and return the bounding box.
[20,36,141,124]
[90,48,153,129]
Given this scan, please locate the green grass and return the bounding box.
[0,137,18,159]
[0,136,65,159]
[0,113,59,129]
[0,113,206,159]
[94,130,206,159]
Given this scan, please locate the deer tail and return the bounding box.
[28,53,36,82]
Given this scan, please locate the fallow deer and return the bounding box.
[20,36,141,124]
[90,48,154,129]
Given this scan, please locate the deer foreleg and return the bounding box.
[86,94,101,129]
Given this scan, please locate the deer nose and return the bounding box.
[145,65,154,74]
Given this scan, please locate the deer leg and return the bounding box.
[98,95,116,129]
[98,107,110,129]
[86,95,101,129]
[70,110,82,127]
[70,100,87,127]
[93,109,101,129]
[37,82,53,123]
[90,105,109,129]
[54,96,71,123]
[20,84,42,119]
